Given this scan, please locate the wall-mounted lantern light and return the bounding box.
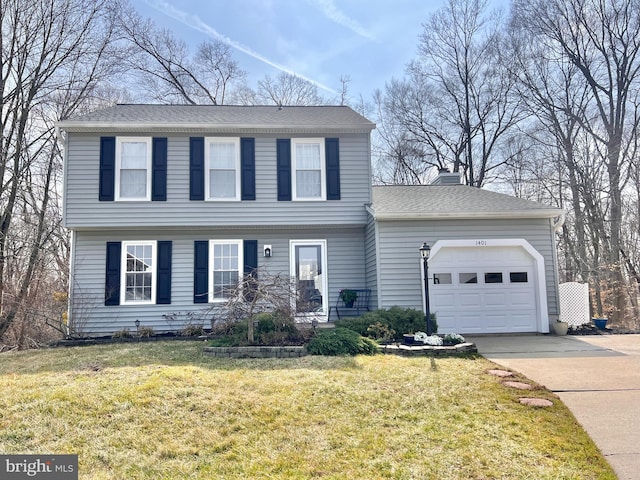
[264,245,272,257]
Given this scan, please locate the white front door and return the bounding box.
[290,240,328,316]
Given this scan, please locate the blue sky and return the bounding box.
[129,0,465,103]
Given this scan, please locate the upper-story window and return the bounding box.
[292,138,326,201]
[116,137,152,201]
[206,137,240,201]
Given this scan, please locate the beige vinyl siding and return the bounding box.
[64,133,371,229]
[70,227,366,336]
[374,218,560,317]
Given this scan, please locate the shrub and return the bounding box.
[443,333,466,345]
[112,328,132,339]
[181,323,205,337]
[336,307,437,342]
[209,312,306,346]
[137,326,155,338]
[306,328,378,356]
[253,311,304,346]
[333,316,374,336]
[366,322,395,343]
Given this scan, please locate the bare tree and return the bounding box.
[223,268,297,343]
[377,0,521,186]
[0,0,123,343]
[256,72,326,106]
[118,6,246,105]
[511,0,640,323]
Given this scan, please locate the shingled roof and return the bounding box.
[57,104,375,134]
[369,185,563,219]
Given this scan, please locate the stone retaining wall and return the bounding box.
[203,346,307,359]
[379,342,477,357]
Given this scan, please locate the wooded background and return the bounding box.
[2,0,639,348]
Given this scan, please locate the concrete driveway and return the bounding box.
[467,334,640,480]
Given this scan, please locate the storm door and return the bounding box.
[290,240,327,316]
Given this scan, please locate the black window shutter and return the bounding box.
[194,241,209,303]
[156,241,172,304]
[152,138,168,201]
[190,137,205,201]
[105,241,121,305]
[276,139,291,201]
[99,137,116,201]
[325,138,341,200]
[243,240,258,301]
[241,137,256,200]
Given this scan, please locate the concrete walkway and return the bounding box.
[467,334,640,480]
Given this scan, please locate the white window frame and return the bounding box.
[121,240,157,305]
[292,138,326,201]
[209,239,243,303]
[205,137,241,201]
[115,137,152,201]
[290,239,328,317]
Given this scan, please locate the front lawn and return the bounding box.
[0,342,614,479]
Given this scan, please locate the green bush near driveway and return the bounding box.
[335,306,438,341]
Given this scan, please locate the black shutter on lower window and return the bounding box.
[190,137,205,201]
[241,138,256,200]
[156,241,172,304]
[276,139,291,201]
[152,138,168,201]
[194,241,209,303]
[325,138,341,200]
[105,242,121,305]
[99,137,116,201]
[243,240,258,301]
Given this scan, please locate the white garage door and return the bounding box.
[428,245,539,334]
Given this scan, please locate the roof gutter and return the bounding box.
[56,121,376,134]
[367,208,565,221]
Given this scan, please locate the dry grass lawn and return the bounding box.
[0,342,615,479]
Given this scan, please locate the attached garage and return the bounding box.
[366,181,564,334]
[427,240,548,334]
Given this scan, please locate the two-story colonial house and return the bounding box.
[58,104,564,336]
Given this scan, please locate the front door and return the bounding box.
[290,240,327,316]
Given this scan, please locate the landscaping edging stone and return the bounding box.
[203,346,307,359]
[378,342,477,357]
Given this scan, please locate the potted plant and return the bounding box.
[552,319,569,336]
[339,289,358,308]
[592,317,608,330]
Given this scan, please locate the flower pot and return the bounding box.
[553,321,569,336]
[593,318,608,330]
[402,334,415,345]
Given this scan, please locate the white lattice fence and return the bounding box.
[559,282,590,326]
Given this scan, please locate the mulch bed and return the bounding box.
[567,323,640,335]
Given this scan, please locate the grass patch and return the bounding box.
[0,342,614,479]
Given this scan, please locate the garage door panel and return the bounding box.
[485,313,509,329]
[485,292,507,307]
[458,292,482,306]
[429,245,539,334]
[510,292,535,308]
[459,314,485,333]
[434,312,457,332]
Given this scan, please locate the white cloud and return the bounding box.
[144,0,336,94]
[308,0,375,40]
